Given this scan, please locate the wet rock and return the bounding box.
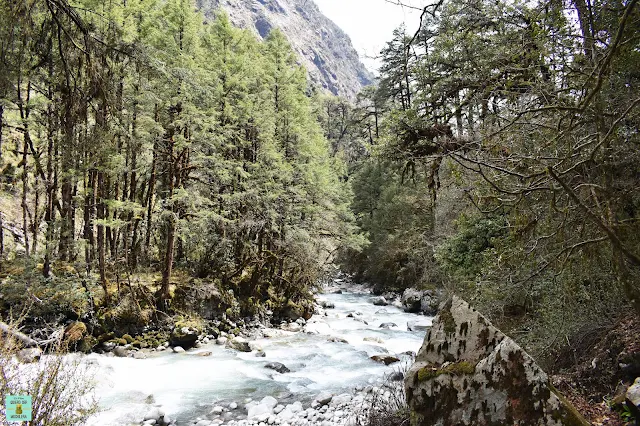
[378,322,397,329]
[225,337,251,352]
[215,337,227,345]
[370,354,399,365]
[172,346,185,353]
[405,296,589,426]
[327,336,348,344]
[374,309,388,314]
[372,296,388,306]
[255,350,266,357]
[17,347,42,363]
[320,300,335,309]
[169,326,199,350]
[265,362,290,374]
[363,337,384,344]
[388,371,404,381]
[196,351,212,357]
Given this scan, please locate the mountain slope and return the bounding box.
[196,0,373,99]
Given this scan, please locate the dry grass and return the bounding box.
[0,319,98,425]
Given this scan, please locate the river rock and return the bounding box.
[378,322,397,329]
[405,296,589,426]
[363,336,384,344]
[282,322,302,332]
[327,336,348,343]
[226,337,251,352]
[169,326,199,350]
[401,288,443,315]
[133,351,148,359]
[196,351,212,357]
[215,337,227,345]
[314,391,333,406]
[370,354,399,365]
[265,362,290,373]
[172,346,185,353]
[17,347,42,363]
[320,300,335,309]
[372,296,388,306]
[329,393,352,407]
[113,346,129,357]
[247,403,272,419]
[143,407,165,421]
[407,320,431,331]
[304,320,331,335]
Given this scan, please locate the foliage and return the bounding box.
[341,0,640,368]
[0,327,98,425]
[0,0,359,318]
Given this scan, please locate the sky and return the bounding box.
[313,0,425,73]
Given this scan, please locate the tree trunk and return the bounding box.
[97,171,108,304]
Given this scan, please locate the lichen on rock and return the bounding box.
[405,296,590,425]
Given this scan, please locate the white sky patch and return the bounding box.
[313,0,425,73]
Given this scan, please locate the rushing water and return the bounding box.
[86,290,432,425]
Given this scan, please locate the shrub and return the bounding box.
[352,363,411,426]
[0,322,98,425]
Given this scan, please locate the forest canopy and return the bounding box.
[0,0,359,321]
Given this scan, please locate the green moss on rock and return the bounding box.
[417,361,476,382]
[439,309,457,335]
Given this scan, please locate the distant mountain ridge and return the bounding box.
[196,0,373,99]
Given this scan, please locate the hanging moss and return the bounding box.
[439,309,457,335]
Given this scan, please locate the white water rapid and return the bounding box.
[86,290,431,425]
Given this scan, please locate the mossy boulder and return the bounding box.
[64,321,87,343]
[78,336,98,353]
[169,317,203,349]
[405,296,589,426]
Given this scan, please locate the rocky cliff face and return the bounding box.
[195,0,373,99]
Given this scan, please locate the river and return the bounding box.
[86,289,431,425]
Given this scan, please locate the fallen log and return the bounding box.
[0,321,39,347]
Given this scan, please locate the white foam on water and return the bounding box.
[86,291,431,425]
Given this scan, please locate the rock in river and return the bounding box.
[225,336,251,352]
[265,362,290,373]
[370,354,400,365]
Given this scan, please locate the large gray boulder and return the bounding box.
[169,326,199,349]
[225,336,251,352]
[401,288,442,315]
[405,296,589,426]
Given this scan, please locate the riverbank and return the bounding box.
[86,281,432,425]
